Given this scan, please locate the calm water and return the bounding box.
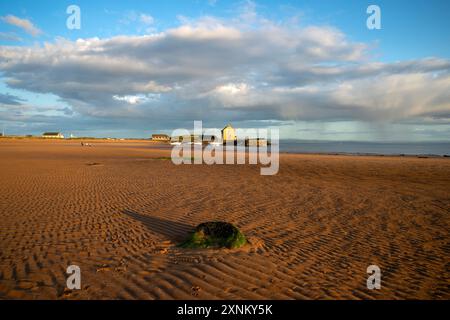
[278,140,450,156]
[154,140,450,156]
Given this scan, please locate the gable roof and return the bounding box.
[222,124,234,132]
[42,132,61,136]
[152,134,169,137]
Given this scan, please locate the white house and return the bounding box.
[42,132,64,139]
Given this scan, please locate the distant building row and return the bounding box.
[151,124,267,146]
[152,124,236,143]
[151,134,170,141]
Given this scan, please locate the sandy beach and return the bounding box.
[0,139,448,299]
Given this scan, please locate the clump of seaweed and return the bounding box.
[179,221,247,249]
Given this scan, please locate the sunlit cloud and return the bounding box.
[0,15,42,36]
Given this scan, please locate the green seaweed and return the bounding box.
[179,221,247,249]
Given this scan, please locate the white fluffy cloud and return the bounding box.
[113,93,161,104]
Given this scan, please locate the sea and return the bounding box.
[278,140,450,156]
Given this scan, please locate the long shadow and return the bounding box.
[123,209,194,242]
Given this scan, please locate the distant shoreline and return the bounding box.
[1,137,448,158]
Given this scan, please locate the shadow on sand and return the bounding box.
[123,209,194,242]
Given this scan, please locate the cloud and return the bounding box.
[0,10,449,137]
[0,15,42,36]
[214,83,250,95]
[113,93,161,104]
[119,11,156,34]
[0,93,26,105]
[0,32,22,42]
[139,14,154,25]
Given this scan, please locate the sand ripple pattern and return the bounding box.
[0,141,449,299]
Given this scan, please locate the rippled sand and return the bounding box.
[0,139,448,299]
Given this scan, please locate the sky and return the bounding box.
[0,0,449,140]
